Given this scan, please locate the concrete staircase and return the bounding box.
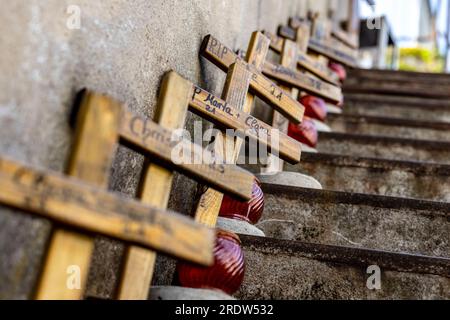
[237,68,450,300]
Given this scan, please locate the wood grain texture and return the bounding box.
[195,32,268,227]
[262,39,300,174]
[262,60,342,103]
[0,156,214,266]
[35,92,121,300]
[200,34,304,124]
[119,109,253,201]
[189,83,301,164]
[117,72,192,300]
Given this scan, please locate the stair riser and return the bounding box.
[344,84,450,99]
[343,101,450,123]
[326,118,450,141]
[238,247,450,300]
[258,190,449,257]
[285,161,450,202]
[348,69,450,84]
[317,135,450,164]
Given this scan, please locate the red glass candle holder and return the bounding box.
[299,95,327,122]
[288,116,318,148]
[219,178,264,225]
[329,62,347,82]
[177,229,245,295]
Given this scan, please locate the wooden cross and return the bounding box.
[200,33,304,125]
[35,92,122,300]
[262,39,299,174]
[33,88,255,300]
[260,19,353,172]
[187,76,301,164]
[194,31,285,227]
[278,19,358,68]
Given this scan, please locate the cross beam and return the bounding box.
[262,38,300,174]
[119,107,255,200]
[0,156,214,265]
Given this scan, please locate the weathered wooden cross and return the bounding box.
[195,31,305,227]
[27,87,255,300]
[0,155,215,270]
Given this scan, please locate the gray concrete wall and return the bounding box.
[0,0,350,300]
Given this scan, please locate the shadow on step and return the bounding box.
[237,235,450,300]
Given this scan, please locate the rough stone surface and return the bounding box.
[327,115,450,141]
[0,207,52,300]
[0,0,344,299]
[256,219,297,240]
[237,244,450,300]
[259,186,450,257]
[317,133,450,164]
[286,153,450,202]
[216,217,265,237]
[348,68,450,84]
[343,96,450,123]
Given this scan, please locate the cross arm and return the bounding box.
[119,108,254,201]
[0,156,215,266]
[200,35,304,125]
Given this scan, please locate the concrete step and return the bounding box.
[343,94,450,122]
[237,235,450,300]
[316,132,450,164]
[343,81,450,99]
[285,153,450,202]
[348,68,450,84]
[326,114,450,141]
[256,184,449,257]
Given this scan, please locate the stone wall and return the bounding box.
[0,0,346,299]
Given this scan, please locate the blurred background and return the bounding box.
[359,0,450,72]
